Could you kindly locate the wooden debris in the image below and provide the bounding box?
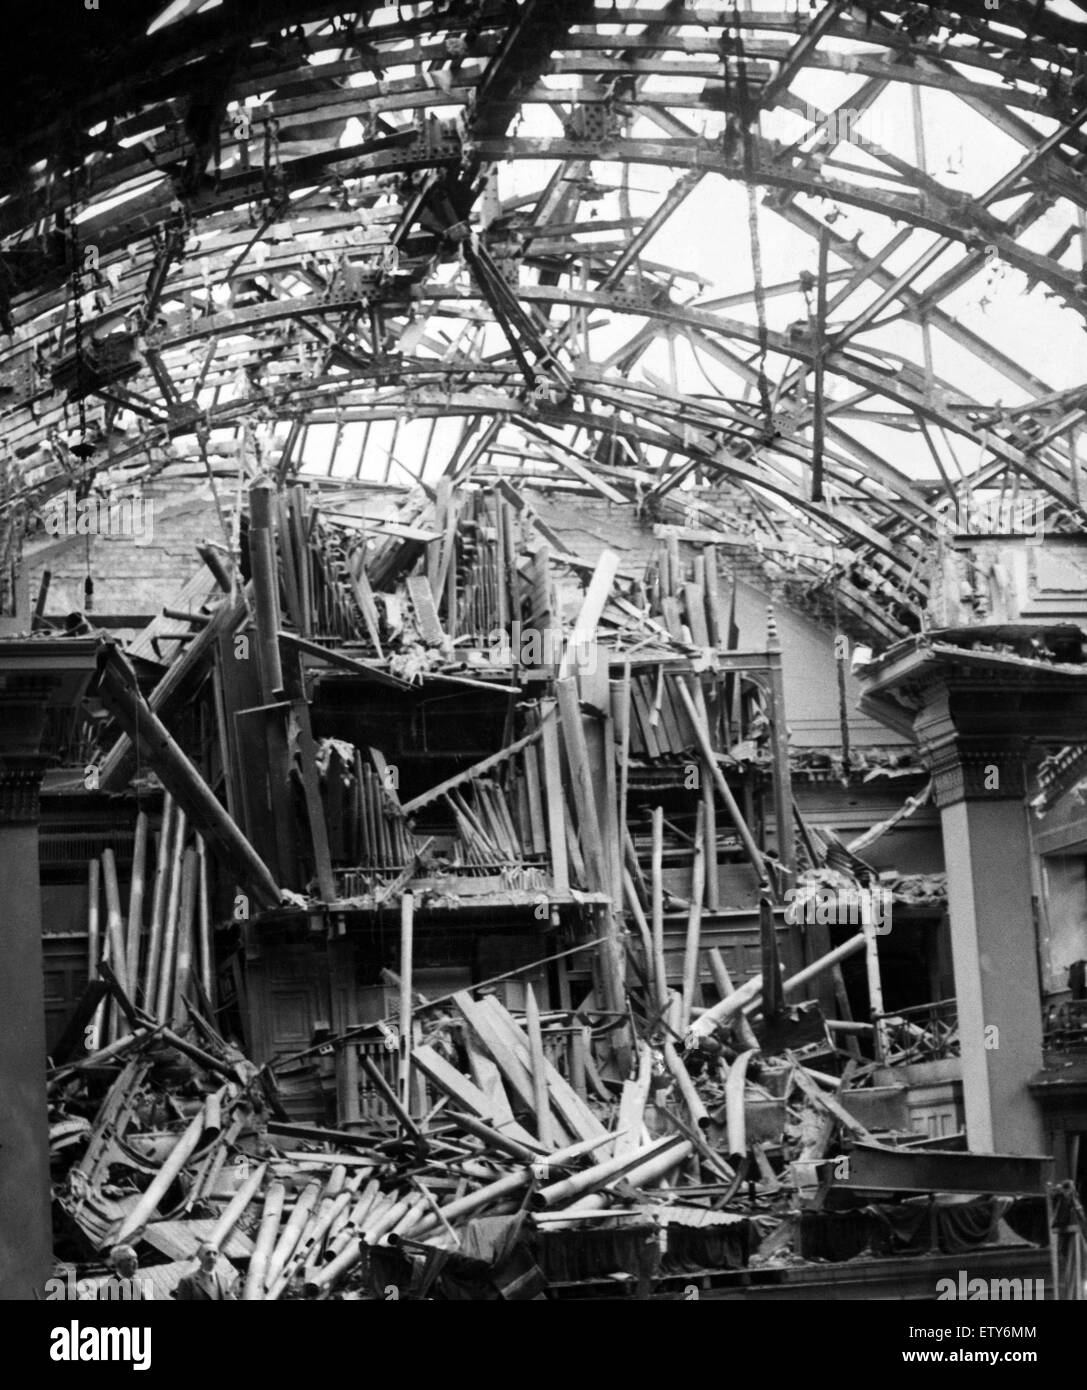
[39,473,951,1303]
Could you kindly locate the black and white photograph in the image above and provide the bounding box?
[0,0,1084,1363]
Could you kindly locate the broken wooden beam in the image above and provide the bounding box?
[94,643,281,910]
[673,676,769,890]
[410,1044,538,1148]
[444,1111,543,1164]
[559,548,619,680]
[400,722,547,816]
[614,1045,652,1159]
[680,802,706,1029]
[650,807,669,1014]
[277,631,408,689]
[98,591,248,791]
[537,698,569,895]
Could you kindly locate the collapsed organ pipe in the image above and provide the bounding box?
[243,1182,286,1301]
[688,933,866,1043]
[111,1089,226,1247]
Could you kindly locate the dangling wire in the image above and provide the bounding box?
[66,161,92,468]
[729,8,774,429]
[66,155,98,622]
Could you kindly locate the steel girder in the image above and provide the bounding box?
[2,1,1086,647]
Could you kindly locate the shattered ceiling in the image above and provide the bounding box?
[2,0,1087,645]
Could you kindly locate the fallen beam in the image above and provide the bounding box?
[400,722,548,816]
[673,677,768,889]
[98,591,248,790]
[688,933,866,1043]
[831,1142,1051,1198]
[95,642,281,911]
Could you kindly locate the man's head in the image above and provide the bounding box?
[197,1243,219,1273]
[109,1244,138,1279]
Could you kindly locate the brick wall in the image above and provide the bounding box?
[22,476,223,621]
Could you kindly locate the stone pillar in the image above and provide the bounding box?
[0,755,52,1299]
[914,687,1045,1155]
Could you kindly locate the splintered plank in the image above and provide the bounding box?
[666,537,682,596]
[428,476,450,593]
[278,631,406,690]
[614,1044,653,1158]
[787,1056,873,1141]
[556,678,609,894]
[126,567,219,664]
[478,995,607,1144]
[100,590,247,790]
[411,1044,536,1148]
[465,1035,517,1128]
[400,725,546,816]
[345,546,384,657]
[564,812,587,887]
[668,671,700,748]
[514,773,534,854]
[369,746,404,814]
[559,549,620,680]
[406,575,446,646]
[475,995,584,1145]
[630,674,661,759]
[538,699,569,894]
[623,678,647,759]
[683,582,710,647]
[451,992,544,1131]
[524,985,555,1148]
[703,545,725,648]
[660,594,686,641]
[655,668,685,753]
[546,446,627,503]
[752,1143,783,1193]
[522,743,547,856]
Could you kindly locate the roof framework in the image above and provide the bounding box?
[2,0,1087,642]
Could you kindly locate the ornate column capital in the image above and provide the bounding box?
[923,744,1028,807]
[912,679,1028,807]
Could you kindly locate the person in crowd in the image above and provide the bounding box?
[173,1242,237,1301]
[105,1244,145,1300]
